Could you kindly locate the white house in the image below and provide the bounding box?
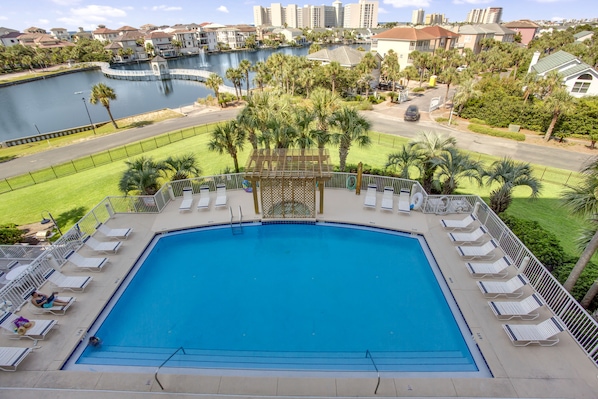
[528,50,598,98]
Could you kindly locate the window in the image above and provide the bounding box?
[572,74,593,94]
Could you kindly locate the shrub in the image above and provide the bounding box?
[0,223,24,245]
[552,259,598,311]
[355,101,373,111]
[411,87,425,93]
[501,214,565,271]
[468,124,525,141]
[469,118,486,125]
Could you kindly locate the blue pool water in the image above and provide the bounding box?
[69,223,486,374]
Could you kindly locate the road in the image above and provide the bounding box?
[0,93,592,181]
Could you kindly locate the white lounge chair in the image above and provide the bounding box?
[66,251,108,271]
[489,293,545,320]
[456,239,498,260]
[197,185,210,210]
[179,187,194,212]
[448,226,489,244]
[43,269,92,292]
[0,312,58,341]
[380,186,394,211]
[466,256,513,278]
[398,188,411,213]
[440,214,478,231]
[96,222,132,240]
[83,236,121,254]
[0,346,33,371]
[215,184,227,207]
[503,316,566,346]
[363,184,377,208]
[477,274,529,298]
[29,294,75,316]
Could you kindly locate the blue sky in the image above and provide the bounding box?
[0,0,596,32]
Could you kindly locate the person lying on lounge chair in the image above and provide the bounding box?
[30,291,69,308]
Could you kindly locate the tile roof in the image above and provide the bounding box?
[307,46,365,67]
[419,25,459,38]
[503,19,540,28]
[372,27,436,41]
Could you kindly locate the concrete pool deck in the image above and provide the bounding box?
[1,188,597,399]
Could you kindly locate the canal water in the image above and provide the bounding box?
[0,45,364,141]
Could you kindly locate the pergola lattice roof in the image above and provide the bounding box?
[244,149,332,180]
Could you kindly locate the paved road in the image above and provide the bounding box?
[0,91,593,180]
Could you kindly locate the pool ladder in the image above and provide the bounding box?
[230,206,243,235]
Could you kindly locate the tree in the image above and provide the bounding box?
[439,67,459,106]
[385,146,423,179]
[433,147,482,195]
[0,224,24,245]
[561,158,598,295]
[164,153,201,181]
[225,67,243,100]
[409,132,457,194]
[453,78,481,115]
[118,156,168,195]
[294,106,316,149]
[207,120,246,172]
[381,50,401,90]
[309,88,340,148]
[329,106,372,172]
[543,87,575,141]
[205,73,224,107]
[483,157,542,214]
[324,61,344,94]
[89,83,118,128]
[238,59,252,96]
[145,43,154,57]
[252,61,270,92]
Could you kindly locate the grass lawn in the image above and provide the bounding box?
[0,126,586,260]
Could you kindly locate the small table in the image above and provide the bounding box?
[5,265,29,281]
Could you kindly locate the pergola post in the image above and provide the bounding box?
[251,180,259,214]
[319,180,324,214]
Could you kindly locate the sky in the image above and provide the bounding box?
[0,0,597,33]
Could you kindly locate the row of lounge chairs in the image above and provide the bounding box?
[179,184,227,212]
[363,184,413,214]
[0,221,132,371]
[442,212,567,347]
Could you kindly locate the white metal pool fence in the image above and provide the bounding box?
[1,172,597,367]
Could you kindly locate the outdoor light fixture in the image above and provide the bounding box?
[41,210,62,236]
[82,97,97,135]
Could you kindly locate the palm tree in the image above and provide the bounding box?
[381,50,400,90]
[207,120,246,172]
[164,153,201,181]
[89,83,118,128]
[385,146,423,179]
[561,158,598,295]
[294,106,316,149]
[205,73,224,107]
[409,132,457,194]
[329,106,372,172]
[453,78,481,115]
[325,61,343,94]
[434,147,482,195]
[309,88,340,149]
[543,87,575,141]
[439,67,460,107]
[483,157,542,214]
[252,61,270,92]
[118,156,168,195]
[238,59,252,96]
[225,67,243,100]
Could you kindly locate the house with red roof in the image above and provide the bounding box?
[371,26,459,70]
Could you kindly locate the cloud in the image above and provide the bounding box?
[382,0,431,7]
[57,5,127,28]
[39,19,50,24]
[452,0,492,4]
[151,5,182,11]
[378,7,389,14]
[52,0,81,5]
[0,16,7,21]
[217,6,229,13]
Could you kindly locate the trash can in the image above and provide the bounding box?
[429,75,437,87]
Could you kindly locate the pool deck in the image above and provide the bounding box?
[1,188,597,399]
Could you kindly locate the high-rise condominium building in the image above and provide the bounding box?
[254,1,377,29]
[424,13,446,25]
[466,7,503,24]
[412,9,424,25]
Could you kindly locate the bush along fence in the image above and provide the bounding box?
[0,123,217,194]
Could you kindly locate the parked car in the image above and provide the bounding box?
[404,105,420,122]
[456,65,468,72]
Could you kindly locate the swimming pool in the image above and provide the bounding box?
[65,222,489,376]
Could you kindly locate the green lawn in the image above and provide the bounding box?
[0,126,586,260]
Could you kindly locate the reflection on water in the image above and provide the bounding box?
[0,45,367,141]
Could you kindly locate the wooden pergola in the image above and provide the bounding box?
[244,149,332,218]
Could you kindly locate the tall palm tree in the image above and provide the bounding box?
[483,157,542,214]
[409,132,457,194]
[164,153,201,181]
[433,147,482,195]
[561,158,598,295]
[205,73,224,107]
[309,88,340,149]
[381,49,400,90]
[225,67,243,100]
[439,67,460,106]
[329,106,372,172]
[238,59,252,95]
[543,87,575,141]
[294,106,316,149]
[251,61,270,92]
[118,156,168,195]
[385,145,423,180]
[89,83,118,128]
[453,78,481,115]
[325,61,343,94]
[207,120,246,172]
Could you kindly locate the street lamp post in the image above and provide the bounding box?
[82,97,96,135]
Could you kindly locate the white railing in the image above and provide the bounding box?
[0,172,596,367]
